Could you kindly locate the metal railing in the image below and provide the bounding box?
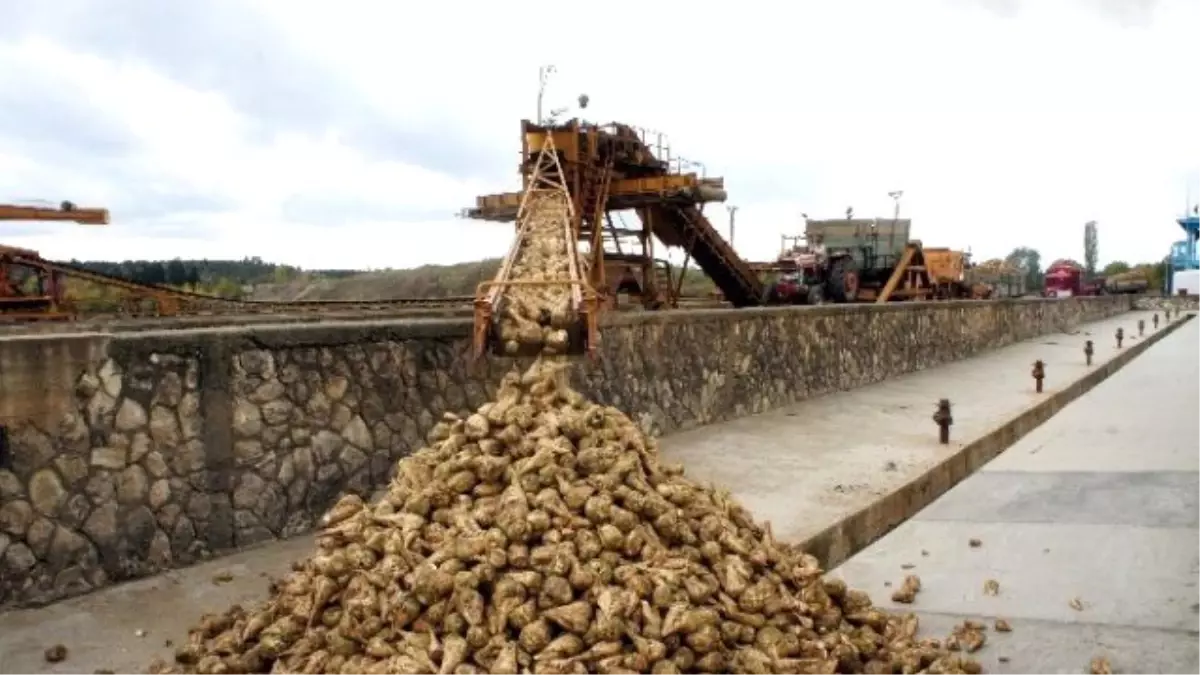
[591,121,707,178]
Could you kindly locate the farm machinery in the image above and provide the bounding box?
[465,118,759,357]
[754,234,853,305]
[465,118,945,360]
[1102,270,1150,295]
[753,217,932,305]
[924,248,995,299]
[0,202,110,319]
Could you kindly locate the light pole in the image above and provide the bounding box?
[537,65,556,124]
[887,190,904,252]
[888,190,904,221]
[726,205,738,247]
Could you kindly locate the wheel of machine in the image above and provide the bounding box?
[806,285,825,305]
[826,258,860,303]
[762,283,780,305]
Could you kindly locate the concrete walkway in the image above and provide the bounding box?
[660,310,1174,545]
[0,309,1181,673]
[829,318,1200,674]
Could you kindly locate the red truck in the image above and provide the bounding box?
[1043,260,1101,298]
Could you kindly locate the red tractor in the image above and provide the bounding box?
[761,234,860,305]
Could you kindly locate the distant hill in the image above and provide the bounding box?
[60,255,718,303]
[250,259,503,301]
[65,256,294,288]
[250,258,720,302]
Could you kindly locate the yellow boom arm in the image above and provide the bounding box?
[0,201,109,225]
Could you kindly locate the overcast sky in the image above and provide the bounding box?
[1,0,1197,270]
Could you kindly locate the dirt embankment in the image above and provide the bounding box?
[250,260,504,301]
[251,262,721,304]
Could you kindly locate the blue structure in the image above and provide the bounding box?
[1167,210,1199,293]
[1171,212,1198,268]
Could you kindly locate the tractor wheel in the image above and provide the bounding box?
[826,258,860,303]
[762,284,779,305]
[806,285,825,305]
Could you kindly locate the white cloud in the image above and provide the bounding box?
[1,0,1197,274]
[0,32,510,269]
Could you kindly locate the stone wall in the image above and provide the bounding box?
[1134,295,1199,312]
[0,296,1132,607]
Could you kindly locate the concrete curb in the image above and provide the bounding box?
[801,313,1195,570]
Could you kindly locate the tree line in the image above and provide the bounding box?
[58,257,388,302]
[66,257,302,287]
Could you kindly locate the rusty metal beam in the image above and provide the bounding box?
[611,174,720,196]
[468,174,727,223]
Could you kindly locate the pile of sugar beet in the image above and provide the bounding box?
[151,360,983,675]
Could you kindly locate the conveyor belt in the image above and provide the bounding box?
[642,203,764,307]
[598,123,764,307]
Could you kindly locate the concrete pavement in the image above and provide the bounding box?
[830,317,1200,674]
[0,309,1184,673]
[661,310,1180,546]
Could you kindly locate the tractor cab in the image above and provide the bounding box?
[778,233,831,273]
[763,234,838,305]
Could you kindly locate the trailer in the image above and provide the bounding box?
[1102,271,1150,295]
[966,259,1026,298]
[924,248,995,299]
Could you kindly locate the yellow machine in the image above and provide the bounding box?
[471,131,598,359]
[0,202,109,225]
[923,247,985,299]
[468,120,758,358]
[0,202,110,318]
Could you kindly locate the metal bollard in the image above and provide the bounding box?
[1153,313,1160,329]
[1138,319,1144,336]
[1115,327,1124,348]
[1032,360,1045,393]
[933,399,953,445]
[1084,340,1094,366]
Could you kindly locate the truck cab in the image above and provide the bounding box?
[1043,263,1081,298]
